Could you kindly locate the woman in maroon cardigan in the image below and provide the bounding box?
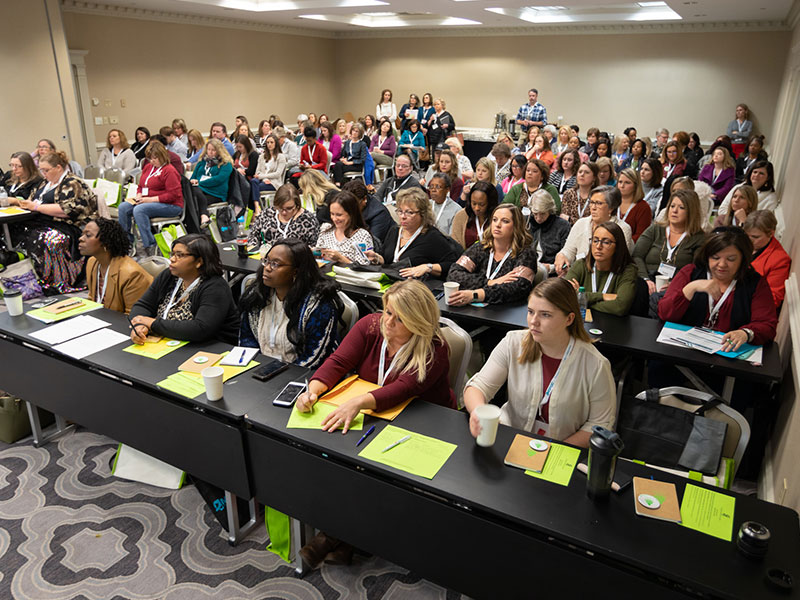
[658,227,777,349]
[297,279,455,433]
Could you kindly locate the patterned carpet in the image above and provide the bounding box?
[0,428,466,600]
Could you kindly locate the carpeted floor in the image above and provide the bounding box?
[0,427,467,600]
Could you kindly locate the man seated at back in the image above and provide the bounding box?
[160,126,188,159]
[210,121,235,156]
[376,154,423,205]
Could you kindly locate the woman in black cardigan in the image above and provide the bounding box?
[366,187,460,278]
[527,188,570,273]
[129,234,239,344]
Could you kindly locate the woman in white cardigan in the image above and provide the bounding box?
[464,278,616,447]
[97,129,137,173]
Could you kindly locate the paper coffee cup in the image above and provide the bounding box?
[202,366,225,401]
[443,281,459,302]
[474,404,502,447]
[3,290,23,316]
[655,275,670,292]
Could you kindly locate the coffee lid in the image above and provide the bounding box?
[3,290,22,297]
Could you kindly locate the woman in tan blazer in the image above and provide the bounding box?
[79,218,153,314]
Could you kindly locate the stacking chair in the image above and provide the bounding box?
[103,167,127,185]
[439,317,472,408]
[83,165,103,179]
[138,255,171,278]
[337,291,359,339]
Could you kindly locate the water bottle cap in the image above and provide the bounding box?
[589,425,624,455]
[578,286,585,293]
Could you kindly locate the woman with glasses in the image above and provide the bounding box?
[239,239,342,366]
[129,234,239,344]
[247,183,320,248]
[428,173,460,236]
[366,187,459,279]
[446,203,537,306]
[315,191,374,265]
[2,152,42,200]
[565,221,638,316]
[554,185,633,276]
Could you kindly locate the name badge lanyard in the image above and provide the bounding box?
[705,272,737,329]
[433,201,446,224]
[475,216,486,239]
[144,166,163,189]
[578,196,590,218]
[663,227,687,263]
[378,338,409,386]
[96,264,110,304]
[393,225,423,263]
[558,175,569,194]
[487,249,512,281]
[111,149,120,167]
[665,163,676,178]
[617,203,634,222]
[268,296,283,348]
[162,277,200,319]
[591,269,614,294]
[276,213,294,238]
[536,337,575,418]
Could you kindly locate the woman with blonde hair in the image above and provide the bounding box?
[616,167,651,242]
[298,168,339,218]
[461,157,504,203]
[297,278,456,431]
[447,203,537,306]
[611,135,631,174]
[366,186,460,278]
[172,118,188,147]
[713,184,757,228]
[186,129,206,166]
[464,277,616,447]
[551,126,571,156]
[596,156,615,187]
[633,188,707,294]
[699,146,736,204]
[97,129,137,172]
[426,97,455,150]
[190,138,234,225]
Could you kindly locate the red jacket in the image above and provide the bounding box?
[620,199,652,242]
[300,141,328,173]
[751,236,791,307]
[138,162,183,207]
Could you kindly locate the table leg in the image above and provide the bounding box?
[291,518,315,576]
[2,222,12,248]
[225,491,260,546]
[25,402,75,447]
[675,366,734,404]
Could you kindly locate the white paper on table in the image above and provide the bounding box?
[30,314,111,345]
[219,346,259,366]
[52,328,130,359]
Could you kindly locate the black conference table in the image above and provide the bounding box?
[217,246,783,398]
[0,306,285,543]
[244,395,800,600]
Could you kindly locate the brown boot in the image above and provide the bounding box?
[324,542,353,565]
[299,532,339,569]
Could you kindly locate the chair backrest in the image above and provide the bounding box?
[104,167,127,184]
[325,151,332,174]
[386,203,400,224]
[93,191,110,219]
[138,256,171,278]
[84,165,103,179]
[439,316,472,408]
[337,291,358,338]
[533,264,547,287]
[241,272,257,297]
[69,161,84,178]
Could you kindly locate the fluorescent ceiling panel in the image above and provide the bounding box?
[179,0,389,12]
[299,11,481,27]
[486,2,681,24]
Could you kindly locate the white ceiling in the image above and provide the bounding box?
[65,0,796,33]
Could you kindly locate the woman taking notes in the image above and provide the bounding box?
[80,218,153,314]
[464,278,616,448]
[565,221,638,316]
[451,181,499,250]
[239,240,342,367]
[315,191,374,265]
[129,234,239,344]
[658,227,777,349]
[447,203,537,306]
[296,280,456,433]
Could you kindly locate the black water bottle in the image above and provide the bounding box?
[587,426,624,501]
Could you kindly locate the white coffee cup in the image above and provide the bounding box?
[201,366,225,401]
[0,197,9,208]
[474,404,502,447]
[3,290,23,316]
[655,275,670,292]
[443,281,459,302]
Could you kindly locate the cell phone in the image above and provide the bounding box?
[273,381,305,407]
[31,298,60,309]
[251,359,289,382]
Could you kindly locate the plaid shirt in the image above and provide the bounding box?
[516,102,548,131]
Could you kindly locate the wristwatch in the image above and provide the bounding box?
[742,328,754,343]
[426,263,433,273]
[473,291,480,301]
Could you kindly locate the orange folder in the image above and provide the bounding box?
[319,374,413,420]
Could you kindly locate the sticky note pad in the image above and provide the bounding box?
[680,484,736,541]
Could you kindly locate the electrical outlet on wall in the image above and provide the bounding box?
[109,116,119,124]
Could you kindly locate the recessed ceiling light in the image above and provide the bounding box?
[638,1,667,7]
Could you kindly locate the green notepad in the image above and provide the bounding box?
[358,425,457,479]
[680,483,736,541]
[286,402,364,431]
[157,371,207,398]
[123,338,189,359]
[26,300,103,323]
[525,442,580,487]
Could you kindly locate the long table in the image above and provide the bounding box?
[0,306,279,543]
[244,394,800,599]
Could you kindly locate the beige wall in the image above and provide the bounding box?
[61,12,338,158]
[336,31,790,142]
[1,0,85,164]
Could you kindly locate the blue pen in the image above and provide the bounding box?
[238,348,246,364]
[356,425,375,447]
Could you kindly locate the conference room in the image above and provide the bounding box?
[2,1,800,598]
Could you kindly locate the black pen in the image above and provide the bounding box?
[356,425,375,447]
[126,314,149,336]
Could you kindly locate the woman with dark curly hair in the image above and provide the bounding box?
[239,239,343,367]
[79,218,153,314]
